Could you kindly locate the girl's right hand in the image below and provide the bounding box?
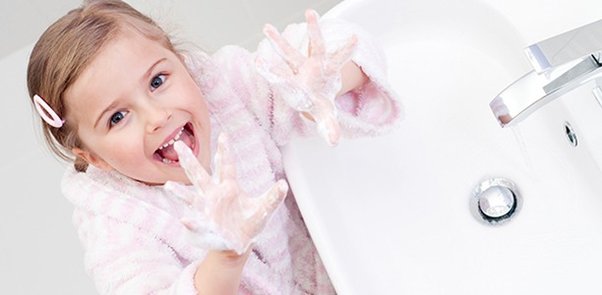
[256,9,358,146]
[165,133,288,254]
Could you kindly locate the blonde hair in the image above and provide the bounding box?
[27,0,178,171]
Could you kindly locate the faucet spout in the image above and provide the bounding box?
[490,54,602,127]
[490,18,602,127]
[525,19,602,73]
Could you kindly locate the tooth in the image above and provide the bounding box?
[159,126,186,151]
[162,158,172,164]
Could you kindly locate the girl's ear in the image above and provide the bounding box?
[72,147,112,171]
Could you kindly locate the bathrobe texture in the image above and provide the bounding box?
[62,19,401,294]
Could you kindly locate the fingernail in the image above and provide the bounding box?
[263,24,276,35]
[180,218,197,231]
[278,181,289,194]
[329,135,340,147]
[306,9,319,19]
[329,127,341,147]
[174,140,186,155]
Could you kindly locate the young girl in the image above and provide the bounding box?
[27,0,401,294]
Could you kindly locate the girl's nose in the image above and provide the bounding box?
[144,101,171,133]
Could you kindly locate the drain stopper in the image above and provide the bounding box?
[471,178,521,225]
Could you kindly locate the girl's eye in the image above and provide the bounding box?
[109,111,128,127]
[150,74,166,91]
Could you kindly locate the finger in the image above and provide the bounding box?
[255,56,293,83]
[316,115,341,147]
[312,101,341,146]
[164,180,202,206]
[205,179,240,221]
[181,217,208,233]
[174,141,211,189]
[263,180,289,214]
[263,23,305,71]
[215,133,237,183]
[305,9,326,57]
[245,180,288,233]
[327,35,358,71]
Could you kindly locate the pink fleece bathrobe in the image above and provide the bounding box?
[62,19,402,294]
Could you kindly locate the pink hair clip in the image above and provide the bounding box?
[33,94,64,128]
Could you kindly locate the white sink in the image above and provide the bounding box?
[283,0,602,293]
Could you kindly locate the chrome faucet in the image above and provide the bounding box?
[490,19,602,127]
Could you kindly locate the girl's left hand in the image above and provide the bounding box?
[165,134,288,254]
[256,9,358,146]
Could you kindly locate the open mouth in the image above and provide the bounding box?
[153,122,196,165]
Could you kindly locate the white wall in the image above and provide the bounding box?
[0,0,341,293]
[0,45,90,293]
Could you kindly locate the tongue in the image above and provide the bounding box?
[158,129,194,162]
[160,145,179,161]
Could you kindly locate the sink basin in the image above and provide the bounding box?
[283,0,602,293]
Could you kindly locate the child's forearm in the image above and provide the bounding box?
[194,249,250,294]
[338,61,368,96]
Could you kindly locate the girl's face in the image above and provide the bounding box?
[66,30,211,185]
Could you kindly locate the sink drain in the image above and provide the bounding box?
[471,178,521,225]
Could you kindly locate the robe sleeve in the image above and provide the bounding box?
[73,210,202,294]
[63,169,206,295]
[208,18,403,147]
